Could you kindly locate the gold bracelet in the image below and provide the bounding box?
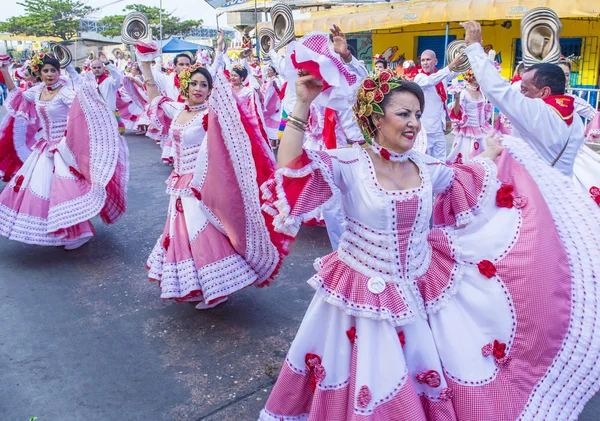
[287,117,307,131]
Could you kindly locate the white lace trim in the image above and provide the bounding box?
[209,70,279,283]
[46,81,121,232]
[502,136,600,421]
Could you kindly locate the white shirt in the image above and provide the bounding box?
[414,66,458,135]
[97,63,122,111]
[466,42,584,177]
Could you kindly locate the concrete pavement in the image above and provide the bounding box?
[0,123,598,420]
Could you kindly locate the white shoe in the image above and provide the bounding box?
[195,297,228,310]
[64,237,91,250]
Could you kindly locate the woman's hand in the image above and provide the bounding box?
[480,130,504,161]
[216,30,225,52]
[295,73,323,106]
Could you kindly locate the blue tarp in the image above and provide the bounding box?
[161,38,213,53]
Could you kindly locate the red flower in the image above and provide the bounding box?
[477,260,496,278]
[305,353,325,392]
[416,370,441,388]
[162,235,170,250]
[474,141,480,150]
[373,89,384,103]
[496,184,514,208]
[13,175,24,192]
[357,385,372,408]
[190,187,202,201]
[202,113,209,132]
[175,198,184,213]
[363,78,377,91]
[398,331,406,347]
[38,53,44,58]
[455,153,463,164]
[346,326,356,344]
[379,148,391,160]
[492,340,506,359]
[380,82,390,95]
[379,70,392,83]
[69,166,85,181]
[590,186,600,206]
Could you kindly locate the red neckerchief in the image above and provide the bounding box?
[419,67,447,103]
[542,94,575,126]
[174,73,180,89]
[96,73,109,85]
[510,75,522,84]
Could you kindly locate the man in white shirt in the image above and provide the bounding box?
[462,21,584,177]
[414,50,462,159]
[150,53,192,102]
[91,53,122,111]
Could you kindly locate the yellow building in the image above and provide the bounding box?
[291,0,600,88]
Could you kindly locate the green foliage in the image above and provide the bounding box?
[0,0,95,40]
[98,4,203,40]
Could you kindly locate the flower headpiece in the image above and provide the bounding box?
[353,70,402,143]
[30,52,53,77]
[177,63,203,98]
[232,64,245,72]
[463,68,476,84]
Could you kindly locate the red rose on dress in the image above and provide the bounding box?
[175,198,184,213]
[202,113,209,132]
[474,141,480,150]
[363,78,377,91]
[477,260,497,278]
[379,148,391,160]
[346,326,357,344]
[162,235,170,250]
[380,82,390,94]
[492,340,506,359]
[379,70,392,83]
[416,370,441,388]
[590,186,600,206]
[13,175,24,192]
[398,331,406,347]
[373,89,384,103]
[496,184,514,208]
[455,153,463,164]
[190,187,202,201]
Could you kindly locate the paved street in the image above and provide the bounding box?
[0,120,599,420]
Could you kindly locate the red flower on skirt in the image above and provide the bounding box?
[202,113,209,132]
[346,326,356,344]
[590,186,600,206]
[496,184,514,208]
[190,187,202,201]
[357,385,372,408]
[477,260,497,278]
[398,331,406,347]
[474,141,480,150]
[162,235,170,251]
[305,353,326,392]
[492,339,506,359]
[13,175,24,192]
[416,370,441,388]
[175,198,184,213]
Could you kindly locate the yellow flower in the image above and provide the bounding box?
[359,104,366,116]
[366,91,375,103]
[365,104,373,116]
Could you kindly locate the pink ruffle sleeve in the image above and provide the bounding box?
[6,88,37,124]
[261,149,338,237]
[433,158,497,227]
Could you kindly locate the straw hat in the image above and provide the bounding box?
[445,39,470,73]
[521,7,562,68]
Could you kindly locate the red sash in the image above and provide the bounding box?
[419,68,447,103]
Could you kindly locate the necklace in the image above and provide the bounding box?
[184,103,207,112]
[370,142,410,162]
[466,85,480,92]
[46,81,63,92]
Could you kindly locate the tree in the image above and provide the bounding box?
[0,0,95,41]
[98,4,203,40]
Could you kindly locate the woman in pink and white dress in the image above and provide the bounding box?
[447,69,492,164]
[139,35,287,309]
[261,64,283,149]
[259,70,600,420]
[0,54,128,249]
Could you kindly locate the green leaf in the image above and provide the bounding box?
[372,103,383,115]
